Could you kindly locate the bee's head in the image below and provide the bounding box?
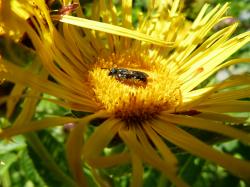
[108,68,118,75]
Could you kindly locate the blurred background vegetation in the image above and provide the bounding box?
[0,0,250,187]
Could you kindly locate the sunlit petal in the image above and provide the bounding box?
[153,119,250,180]
[66,111,109,186]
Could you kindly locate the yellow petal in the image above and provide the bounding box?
[195,101,250,113]
[6,84,26,118]
[89,167,111,187]
[1,61,95,109]
[87,152,130,168]
[182,75,250,109]
[196,112,247,124]
[131,152,143,187]
[153,119,250,181]
[203,86,250,104]
[0,117,78,138]
[66,122,87,187]
[10,89,40,128]
[55,15,174,47]
[181,34,250,93]
[82,118,121,159]
[119,127,189,187]
[66,111,109,187]
[122,0,133,29]
[159,113,250,144]
[143,123,178,166]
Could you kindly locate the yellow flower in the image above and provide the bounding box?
[1,0,250,186]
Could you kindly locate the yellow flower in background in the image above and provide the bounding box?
[1,0,250,186]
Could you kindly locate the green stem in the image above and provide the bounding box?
[1,170,11,187]
[157,172,170,187]
[25,133,77,187]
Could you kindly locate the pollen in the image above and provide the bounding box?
[88,51,182,124]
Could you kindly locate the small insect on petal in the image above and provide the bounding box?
[58,3,79,15]
[195,67,204,75]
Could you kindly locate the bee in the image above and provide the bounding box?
[108,68,149,85]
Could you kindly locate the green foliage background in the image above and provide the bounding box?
[0,0,250,186]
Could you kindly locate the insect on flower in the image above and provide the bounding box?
[55,3,79,15]
[108,68,149,85]
[2,1,250,186]
[51,3,79,16]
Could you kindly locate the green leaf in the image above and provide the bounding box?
[178,156,206,185]
[25,132,76,187]
[18,150,48,187]
[0,136,26,154]
[0,153,18,176]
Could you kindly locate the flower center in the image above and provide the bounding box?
[88,52,182,124]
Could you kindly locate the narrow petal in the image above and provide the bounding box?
[131,152,143,187]
[182,75,250,109]
[55,15,174,47]
[87,152,130,168]
[60,24,97,65]
[0,117,78,138]
[136,126,175,171]
[42,97,96,113]
[1,94,96,114]
[90,167,111,187]
[192,4,209,29]
[153,120,250,181]
[66,122,87,187]
[195,101,250,113]
[160,113,250,144]
[183,87,213,103]
[143,123,178,166]
[174,4,229,67]
[122,0,133,29]
[61,24,86,65]
[82,118,121,160]
[6,84,26,118]
[11,89,40,128]
[177,23,238,77]
[95,0,117,52]
[181,34,250,92]
[66,111,109,187]
[119,128,189,187]
[170,0,181,17]
[196,112,248,124]
[120,0,133,49]
[202,86,250,104]
[1,61,95,109]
